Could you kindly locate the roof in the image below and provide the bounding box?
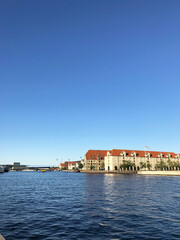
[85,149,178,159]
[111,149,177,158]
[85,150,110,160]
[68,161,81,164]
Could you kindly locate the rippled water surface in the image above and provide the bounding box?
[1,172,180,239]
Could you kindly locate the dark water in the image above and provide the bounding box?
[0,172,180,240]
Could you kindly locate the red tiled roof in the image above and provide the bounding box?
[68,161,81,164]
[64,162,69,169]
[85,149,178,159]
[85,150,110,160]
[111,149,177,158]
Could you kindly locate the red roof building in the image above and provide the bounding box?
[84,150,110,170]
[60,161,82,170]
[84,149,179,171]
[110,149,177,158]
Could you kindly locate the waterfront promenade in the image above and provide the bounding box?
[76,170,180,176]
[138,170,180,176]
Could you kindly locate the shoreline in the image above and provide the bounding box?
[5,169,180,176]
[80,170,180,176]
[137,170,180,176]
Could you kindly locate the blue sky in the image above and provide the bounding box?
[0,0,180,165]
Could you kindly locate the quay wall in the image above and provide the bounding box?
[81,170,137,174]
[81,170,118,174]
[137,170,180,176]
[63,170,180,176]
[82,170,180,175]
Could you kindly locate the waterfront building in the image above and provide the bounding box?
[11,162,27,171]
[0,166,4,173]
[60,160,84,170]
[84,149,180,171]
[1,162,27,171]
[84,150,109,170]
[59,163,65,169]
[105,149,180,171]
[68,161,81,170]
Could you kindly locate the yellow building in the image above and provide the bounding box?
[84,149,180,171]
[84,150,109,170]
[105,149,179,171]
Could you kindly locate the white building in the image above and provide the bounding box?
[104,149,179,171]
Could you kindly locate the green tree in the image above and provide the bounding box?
[155,159,167,170]
[174,161,180,169]
[167,159,173,169]
[146,161,152,170]
[140,162,146,169]
[100,162,105,169]
[120,160,135,170]
[78,163,83,169]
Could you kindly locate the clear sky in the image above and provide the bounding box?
[0,0,180,165]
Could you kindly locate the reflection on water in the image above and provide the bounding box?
[0,172,180,239]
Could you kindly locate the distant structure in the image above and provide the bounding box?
[1,162,27,171]
[60,160,84,170]
[60,163,65,169]
[0,162,55,171]
[84,149,180,171]
[11,162,27,171]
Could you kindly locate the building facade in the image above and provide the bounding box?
[68,161,81,170]
[60,163,65,169]
[84,149,180,171]
[84,150,109,170]
[11,162,27,171]
[60,160,84,170]
[105,149,179,171]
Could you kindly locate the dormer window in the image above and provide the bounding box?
[121,151,126,156]
[107,151,110,156]
[166,154,171,159]
[145,152,150,158]
[131,152,136,158]
[121,151,126,159]
[158,153,163,158]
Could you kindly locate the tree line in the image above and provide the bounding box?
[119,159,180,170]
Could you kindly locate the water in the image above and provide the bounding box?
[0,172,180,240]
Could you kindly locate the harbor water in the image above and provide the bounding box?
[0,172,180,239]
